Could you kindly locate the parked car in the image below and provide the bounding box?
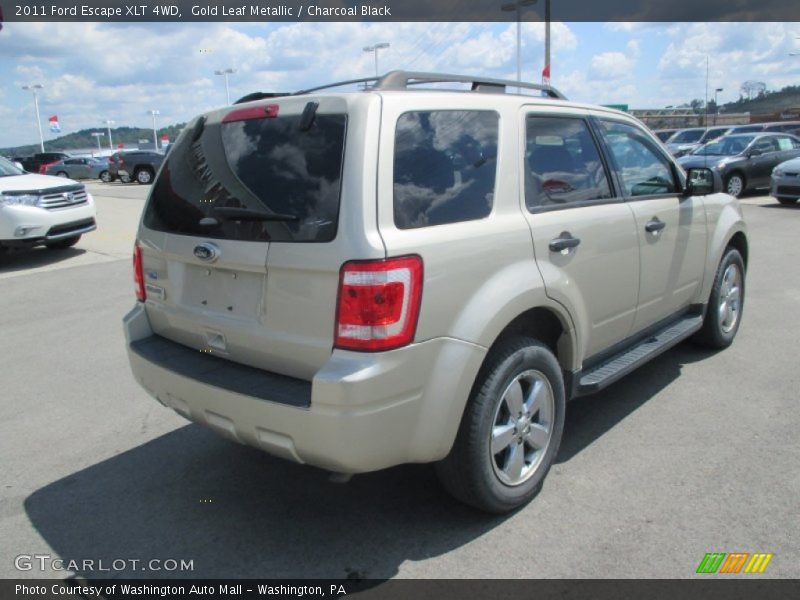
[124,71,747,513]
[665,127,731,157]
[724,124,766,135]
[770,157,800,205]
[653,128,678,142]
[761,121,800,133]
[20,152,71,174]
[108,151,164,184]
[679,132,800,197]
[0,156,96,251]
[44,157,110,182]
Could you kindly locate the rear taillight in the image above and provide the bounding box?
[335,256,423,352]
[133,243,146,302]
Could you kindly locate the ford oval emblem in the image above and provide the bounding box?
[193,242,220,263]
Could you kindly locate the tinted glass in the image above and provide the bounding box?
[0,157,24,177]
[144,112,346,243]
[393,111,498,229]
[699,128,727,143]
[525,116,612,209]
[695,135,755,156]
[601,120,677,196]
[753,137,779,153]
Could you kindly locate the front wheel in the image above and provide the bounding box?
[45,235,81,250]
[436,337,565,513]
[56,171,68,178]
[693,247,745,349]
[724,173,745,198]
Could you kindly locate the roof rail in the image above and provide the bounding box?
[293,71,567,100]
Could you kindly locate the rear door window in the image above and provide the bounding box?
[525,116,612,209]
[393,110,498,229]
[144,108,347,243]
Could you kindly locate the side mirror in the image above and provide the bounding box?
[685,167,720,196]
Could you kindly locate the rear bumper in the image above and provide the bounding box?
[123,303,487,473]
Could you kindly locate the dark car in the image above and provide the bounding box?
[108,151,164,184]
[20,152,71,174]
[653,128,678,142]
[678,133,800,197]
[666,126,731,157]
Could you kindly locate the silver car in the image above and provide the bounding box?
[771,157,800,205]
[124,71,748,513]
[45,157,110,182]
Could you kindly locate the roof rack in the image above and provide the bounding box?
[293,71,567,99]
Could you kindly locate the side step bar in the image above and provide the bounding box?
[576,314,704,396]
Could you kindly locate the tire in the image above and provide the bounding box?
[724,172,746,198]
[135,167,154,184]
[99,170,112,183]
[693,247,745,349]
[45,235,81,250]
[56,171,68,178]
[777,197,797,205]
[120,173,131,184]
[436,336,565,513]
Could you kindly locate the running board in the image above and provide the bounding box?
[576,314,704,396]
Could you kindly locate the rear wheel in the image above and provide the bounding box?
[45,235,81,250]
[693,247,745,349]
[777,197,797,205]
[135,167,154,184]
[724,172,746,198]
[56,171,68,178]
[436,337,565,513]
[99,170,111,183]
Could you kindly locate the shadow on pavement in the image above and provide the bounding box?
[0,247,86,273]
[25,343,715,579]
[558,343,716,463]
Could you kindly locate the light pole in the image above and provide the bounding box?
[501,0,538,85]
[105,119,115,149]
[22,84,45,152]
[91,132,105,152]
[214,67,236,105]
[713,88,723,125]
[148,110,160,151]
[363,43,390,77]
[544,0,551,84]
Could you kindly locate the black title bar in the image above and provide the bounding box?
[3,0,800,22]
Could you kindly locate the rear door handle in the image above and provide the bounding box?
[645,218,666,233]
[549,233,581,252]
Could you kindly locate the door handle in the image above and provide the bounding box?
[645,218,666,233]
[549,233,581,252]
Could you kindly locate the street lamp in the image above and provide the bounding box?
[148,110,160,151]
[91,132,105,152]
[214,67,236,105]
[21,84,45,152]
[713,88,723,125]
[501,0,538,85]
[105,120,115,150]
[363,43,390,77]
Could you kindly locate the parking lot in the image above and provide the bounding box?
[1,182,798,579]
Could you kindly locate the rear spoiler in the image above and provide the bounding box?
[233,92,290,105]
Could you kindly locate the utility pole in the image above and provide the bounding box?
[363,43,390,77]
[148,110,160,151]
[214,68,236,105]
[105,120,115,150]
[91,132,104,151]
[22,84,45,152]
[501,0,538,85]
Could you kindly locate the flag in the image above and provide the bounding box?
[161,134,169,146]
[542,64,551,86]
[49,115,61,133]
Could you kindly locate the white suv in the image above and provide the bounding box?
[0,157,96,251]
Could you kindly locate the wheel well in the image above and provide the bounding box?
[728,231,749,268]
[134,165,154,173]
[490,307,572,370]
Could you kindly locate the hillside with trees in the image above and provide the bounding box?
[2,124,187,157]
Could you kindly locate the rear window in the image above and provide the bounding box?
[143,109,346,243]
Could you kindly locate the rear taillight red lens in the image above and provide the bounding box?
[335,256,423,352]
[133,243,146,302]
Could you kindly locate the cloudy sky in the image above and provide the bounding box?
[2,21,800,148]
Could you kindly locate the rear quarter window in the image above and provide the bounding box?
[393,110,499,229]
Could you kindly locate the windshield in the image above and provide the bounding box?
[144,110,347,243]
[668,129,704,144]
[0,156,25,177]
[699,129,728,143]
[693,135,755,156]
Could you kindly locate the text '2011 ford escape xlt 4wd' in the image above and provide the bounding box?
[124,72,747,513]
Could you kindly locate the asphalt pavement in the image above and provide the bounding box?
[0,182,798,579]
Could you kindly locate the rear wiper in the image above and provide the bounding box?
[206,206,298,223]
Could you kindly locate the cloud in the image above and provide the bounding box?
[589,51,636,80]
